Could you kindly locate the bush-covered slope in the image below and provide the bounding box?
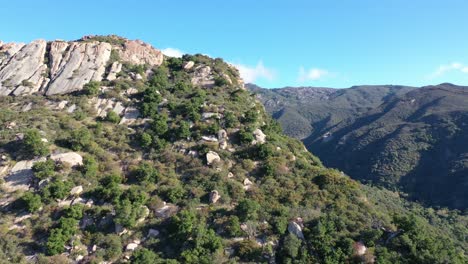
[0,37,465,263]
[307,84,468,210]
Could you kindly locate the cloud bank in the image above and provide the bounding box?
[233,61,275,83]
[430,62,468,78]
[161,48,185,58]
[298,67,330,82]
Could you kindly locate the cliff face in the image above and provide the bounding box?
[0,36,163,96]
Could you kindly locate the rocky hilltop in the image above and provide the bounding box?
[0,35,163,96]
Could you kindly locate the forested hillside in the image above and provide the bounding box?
[0,36,465,263]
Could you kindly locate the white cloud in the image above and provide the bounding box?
[161,48,185,58]
[298,67,330,82]
[232,61,275,83]
[430,62,468,78]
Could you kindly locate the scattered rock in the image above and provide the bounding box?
[243,178,253,190]
[70,185,83,196]
[252,129,266,144]
[67,104,76,113]
[57,100,68,110]
[50,152,83,166]
[210,190,221,204]
[136,206,150,224]
[353,241,367,256]
[206,151,221,165]
[119,107,140,125]
[202,136,218,142]
[183,61,195,70]
[106,61,122,81]
[227,172,234,178]
[155,202,178,218]
[126,243,138,251]
[112,102,125,115]
[147,229,160,238]
[202,112,220,120]
[218,129,228,140]
[219,140,228,150]
[6,122,16,129]
[115,224,128,236]
[22,102,33,112]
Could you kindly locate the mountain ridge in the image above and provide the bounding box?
[251,83,468,210]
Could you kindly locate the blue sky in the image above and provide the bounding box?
[2,0,468,88]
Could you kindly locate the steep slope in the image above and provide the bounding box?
[309,83,468,209]
[0,36,465,263]
[252,83,468,210]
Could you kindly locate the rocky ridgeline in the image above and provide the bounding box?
[0,36,163,96]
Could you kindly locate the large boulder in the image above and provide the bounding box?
[253,129,266,144]
[50,152,83,166]
[70,186,83,196]
[288,221,304,239]
[206,151,221,165]
[209,190,221,204]
[3,158,46,192]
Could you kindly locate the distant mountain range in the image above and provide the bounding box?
[249,83,468,209]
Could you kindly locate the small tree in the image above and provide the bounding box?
[23,129,49,157]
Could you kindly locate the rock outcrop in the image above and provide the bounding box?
[0,40,48,96]
[116,39,163,66]
[46,41,112,95]
[50,152,83,166]
[0,36,164,96]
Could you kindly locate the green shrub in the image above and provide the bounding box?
[68,127,92,151]
[131,248,159,263]
[41,180,73,202]
[133,162,159,183]
[21,192,42,212]
[32,159,55,179]
[105,111,121,123]
[23,129,49,157]
[81,155,98,177]
[83,81,100,96]
[236,199,260,221]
